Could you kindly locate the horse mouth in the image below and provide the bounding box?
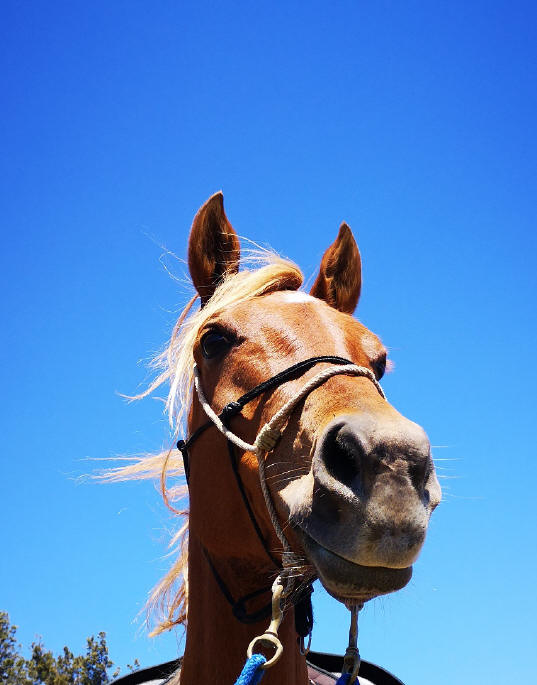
[299,531,412,603]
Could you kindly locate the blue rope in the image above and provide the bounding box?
[335,674,360,685]
[336,675,351,685]
[234,654,267,685]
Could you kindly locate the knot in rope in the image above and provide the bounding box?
[254,425,281,453]
[221,401,243,422]
[281,550,309,572]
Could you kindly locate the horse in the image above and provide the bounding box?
[106,192,441,685]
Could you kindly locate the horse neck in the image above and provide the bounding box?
[180,533,309,685]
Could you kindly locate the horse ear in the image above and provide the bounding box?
[310,223,362,314]
[188,192,240,305]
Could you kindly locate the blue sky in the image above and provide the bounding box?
[1,1,536,683]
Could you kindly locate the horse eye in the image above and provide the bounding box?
[201,331,232,359]
[372,354,387,380]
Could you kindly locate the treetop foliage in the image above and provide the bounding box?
[0,611,139,684]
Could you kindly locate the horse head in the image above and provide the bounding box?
[186,193,440,609]
[117,192,441,684]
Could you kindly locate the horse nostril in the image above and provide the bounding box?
[403,429,432,492]
[316,416,433,500]
[321,424,364,489]
[408,457,430,492]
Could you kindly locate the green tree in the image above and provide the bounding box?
[0,611,29,683]
[0,611,132,684]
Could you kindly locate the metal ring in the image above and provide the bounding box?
[247,632,284,669]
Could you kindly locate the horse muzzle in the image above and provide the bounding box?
[288,413,441,599]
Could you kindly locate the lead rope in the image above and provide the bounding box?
[336,605,362,685]
[193,363,385,684]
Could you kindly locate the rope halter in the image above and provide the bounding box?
[193,360,385,564]
[191,356,386,681]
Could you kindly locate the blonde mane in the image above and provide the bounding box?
[101,252,303,635]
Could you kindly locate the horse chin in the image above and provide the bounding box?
[299,530,412,604]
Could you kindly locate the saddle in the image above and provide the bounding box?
[109,651,405,685]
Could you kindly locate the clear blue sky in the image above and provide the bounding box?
[2,1,536,683]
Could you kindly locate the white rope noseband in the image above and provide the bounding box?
[193,362,386,562]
